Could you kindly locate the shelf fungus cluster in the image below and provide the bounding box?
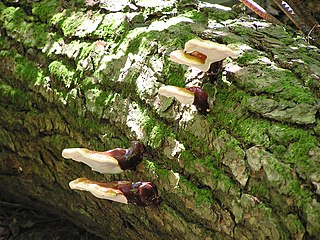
[62,39,239,205]
[159,39,239,114]
[62,141,161,206]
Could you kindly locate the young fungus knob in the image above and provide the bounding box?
[69,178,162,206]
[62,141,144,174]
[158,85,210,114]
[186,86,210,114]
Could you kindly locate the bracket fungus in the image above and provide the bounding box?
[69,178,162,206]
[170,38,239,72]
[62,141,144,174]
[158,85,210,114]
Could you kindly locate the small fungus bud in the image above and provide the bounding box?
[62,141,144,174]
[186,86,210,114]
[69,178,162,206]
[158,85,210,114]
[170,38,239,72]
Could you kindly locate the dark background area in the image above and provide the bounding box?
[0,195,102,240]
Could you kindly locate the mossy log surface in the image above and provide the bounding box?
[1,0,320,239]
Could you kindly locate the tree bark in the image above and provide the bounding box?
[1,0,320,239]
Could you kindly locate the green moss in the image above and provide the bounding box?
[95,90,115,107]
[281,128,316,153]
[181,9,206,23]
[54,11,103,38]
[59,12,83,36]
[71,0,85,7]
[0,2,5,11]
[179,131,210,154]
[124,29,163,55]
[73,116,108,141]
[256,203,275,219]
[32,0,60,22]
[80,77,97,91]
[165,24,196,46]
[0,51,46,88]
[268,126,319,175]
[1,6,26,21]
[94,13,129,39]
[118,20,196,87]
[50,9,69,26]
[179,177,213,207]
[144,160,157,173]
[314,121,320,136]
[268,156,291,178]
[268,124,303,145]
[15,54,45,85]
[1,84,15,99]
[236,118,271,146]
[44,134,70,150]
[209,88,271,146]
[0,83,30,108]
[0,35,6,50]
[267,70,316,104]
[77,41,96,58]
[284,214,305,237]
[48,61,76,88]
[120,30,143,54]
[285,135,318,171]
[74,41,97,73]
[162,60,186,86]
[25,23,48,48]
[270,144,287,158]
[208,8,236,22]
[1,7,26,39]
[148,124,170,148]
[1,6,48,48]
[234,63,316,106]
[230,24,255,37]
[180,150,237,194]
[236,51,261,65]
[249,182,269,197]
[223,131,241,150]
[305,202,320,236]
[287,180,312,207]
[301,71,320,90]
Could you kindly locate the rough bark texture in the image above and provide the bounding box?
[1,0,320,239]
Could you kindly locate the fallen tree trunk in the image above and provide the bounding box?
[1,0,320,239]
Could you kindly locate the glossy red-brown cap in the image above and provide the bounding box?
[186,87,210,115]
[116,141,144,171]
[120,182,162,206]
[136,182,162,206]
